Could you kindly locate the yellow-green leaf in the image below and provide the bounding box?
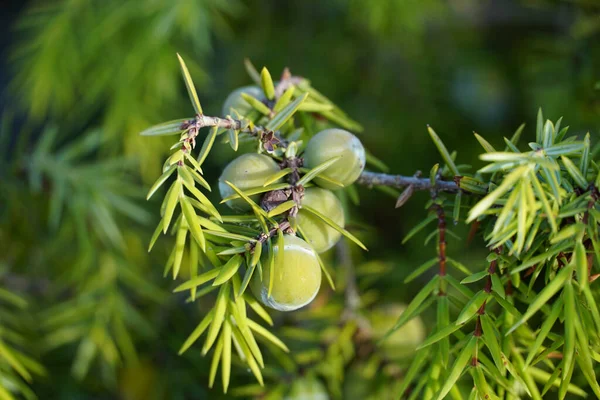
[208,336,223,389]
[180,196,205,251]
[267,200,296,218]
[147,164,176,200]
[179,310,214,354]
[266,93,308,131]
[221,321,232,393]
[177,54,203,115]
[301,205,367,250]
[260,68,275,100]
[247,319,289,352]
[162,180,181,233]
[203,284,230,355]
[428,126,459,176]
[296,155,341,187]
[173,268,220,292]
[213,255,243,286]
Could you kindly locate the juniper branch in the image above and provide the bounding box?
[182,115,462,194]
[356,171,460,192]
[184,115,272,137]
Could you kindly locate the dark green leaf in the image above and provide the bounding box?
[417,320,462,349]
[383,275,439,340]
[404,258,438,283]
[437,295,450,367]
[461,271,488,284]
[402,214,437,244]
[447,258,472,275]
[456,290,488,325]
[490,274,505,299]
[446,275,475,299]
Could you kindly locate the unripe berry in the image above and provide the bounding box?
[369,303,425,360]
[218,153,282,211]
[251,235,321,312]
[303,129,366,190]
[221,85,264,117]
[297,187,344,253]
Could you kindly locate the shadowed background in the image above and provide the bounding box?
[1,0,599,398]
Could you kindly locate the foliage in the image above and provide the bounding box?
[389,112,600,399]
[141,54,600,399]
[3,0,600,399]
[11,0,242,181]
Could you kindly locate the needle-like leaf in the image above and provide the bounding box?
[177,54,203,115]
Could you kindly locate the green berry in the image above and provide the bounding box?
[303,128,365,190]
[218,153,282,211]
[297,187,344,253]
[251,235,321,312]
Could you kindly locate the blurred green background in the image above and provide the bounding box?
[1,0,599,398]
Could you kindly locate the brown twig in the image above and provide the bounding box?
[252,220,293,251]
[474,247,501,341]
[434,204,447,278]
[357,171,460,193]
[181,112,464,196]
[274,70,304,99]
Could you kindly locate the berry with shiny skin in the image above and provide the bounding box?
[297,187,344,253]
[303,128,366,190]
[251,235,321,312]
[218,153,282,211]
